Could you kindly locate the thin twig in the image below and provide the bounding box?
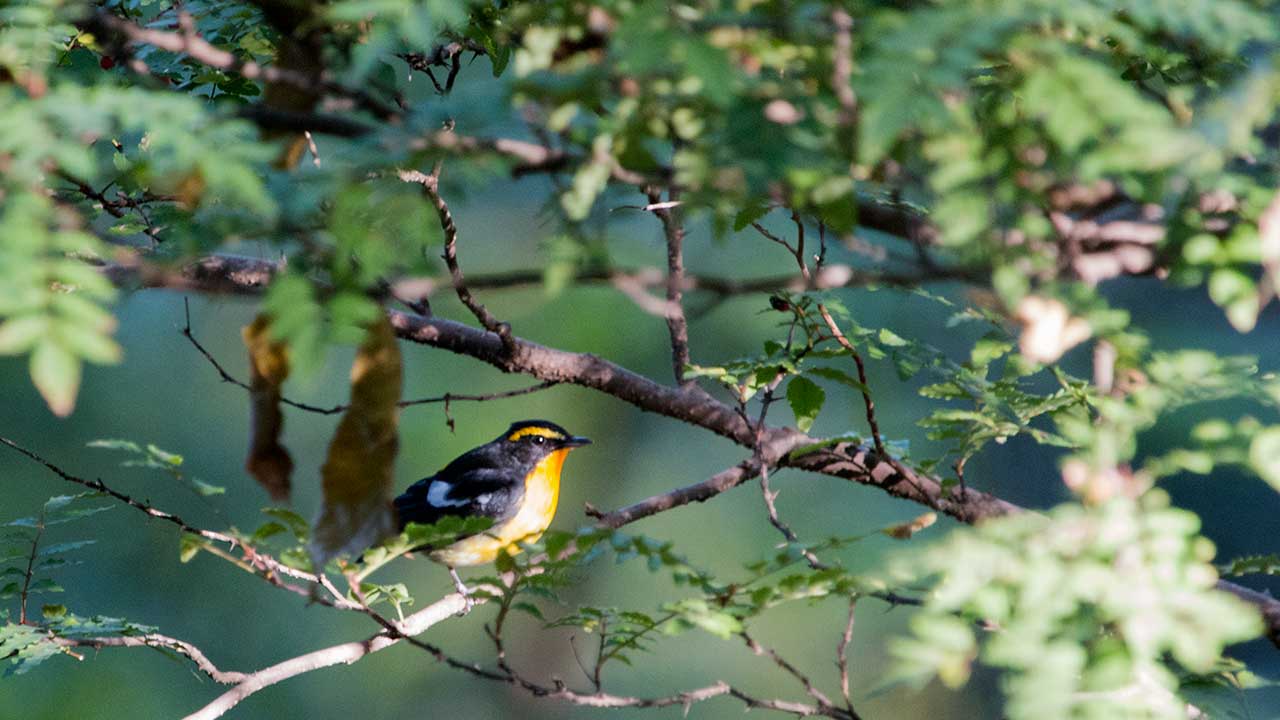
[815,305,885,457]
[17,509,44,625]
[740,630,835,709]
[399,160,515,355]
[648,186,692,385]
[836,598,862,720]
[60,633,249,684]
[0,435,357,612]
[181,302,554,414]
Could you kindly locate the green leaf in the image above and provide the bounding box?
[86,439,143,453]
[807,366,869,394]
[733,203,769,231]
[261,508,310,542]
[786,376,825,433]
[1249,426,1280,491]
[190,478,225,497]
[178,533,206,563]
[0,315,48,355]
[878,328,909,347]
[29,338,80,417]
[1220,554,1280,577]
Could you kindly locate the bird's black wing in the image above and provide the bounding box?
[394,449,526,530]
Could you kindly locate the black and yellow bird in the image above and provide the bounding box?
[393,420,590,601]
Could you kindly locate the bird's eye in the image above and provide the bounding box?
[531,435,546,445]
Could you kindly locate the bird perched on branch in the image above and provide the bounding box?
[393,420,590,606]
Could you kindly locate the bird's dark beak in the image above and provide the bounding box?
[561,435,592,448]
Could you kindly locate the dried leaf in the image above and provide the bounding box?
[309,315,402,568]
[883,512,937,540]
[243,314,293,501]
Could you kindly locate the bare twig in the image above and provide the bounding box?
[816,305,886,457]
[17,510,44,625]
[60,633,248,684]
[399,162,515,355]
[648,186,692,384]
[836,598,861,720]
[591,461,762,528]
[750,354,825,570]
[182,305,555,414]
[740,631,835,709]
[0,435,357,612]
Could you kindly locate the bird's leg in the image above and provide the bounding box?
[448,566,474,615]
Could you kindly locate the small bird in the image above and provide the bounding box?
[393,420,590,604]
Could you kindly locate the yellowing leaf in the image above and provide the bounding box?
[883,512,937,540]
[309,315,402,568]
[243,314,293,501]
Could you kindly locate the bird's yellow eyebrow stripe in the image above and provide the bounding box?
[507,426,565,441]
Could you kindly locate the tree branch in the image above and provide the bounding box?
[88,11,398,120]
[101,254,1021,524]
[399,163,515,354]
[184,590,472,720]
[0,435,359,612]
[61,633,248,684]
[96,257,1280,647]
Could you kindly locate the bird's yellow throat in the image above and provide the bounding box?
[429,448,568,567]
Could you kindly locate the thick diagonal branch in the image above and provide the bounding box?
[95,257,1280,644]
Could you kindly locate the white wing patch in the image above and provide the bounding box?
[426,479,468,507]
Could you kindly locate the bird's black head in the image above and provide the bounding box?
[497,419,591,465]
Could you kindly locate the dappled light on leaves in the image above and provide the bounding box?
[309,315,402,570]
[242,314,292,501]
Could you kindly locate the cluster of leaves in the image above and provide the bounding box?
[1,492,158,676]
[482,523,902,672]
[88,439,226,496]
[1051,349,1280,501]
[885,492,1263,719]
[690,290,1090,484]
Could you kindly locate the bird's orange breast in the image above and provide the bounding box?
[429,449,567,567]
